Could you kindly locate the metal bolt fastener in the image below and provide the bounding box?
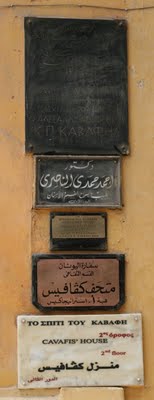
[21,319,26,324]
[134,316,138,321]
[137,377,141,383]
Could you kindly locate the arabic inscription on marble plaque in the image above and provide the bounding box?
[17,314,144,388]
[32,254,125,311]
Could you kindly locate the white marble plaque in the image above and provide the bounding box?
[17,314,144,388]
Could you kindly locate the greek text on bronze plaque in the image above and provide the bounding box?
[35,156,121,208]
[32,254,125,311]
[25,18,128,155]
[50,213,107,250]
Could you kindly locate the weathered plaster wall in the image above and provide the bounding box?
[0,1,154,400]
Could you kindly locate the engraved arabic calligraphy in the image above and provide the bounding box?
[40,161,112,201]
[42,281,115,306]
[36,157,121,207]
[32,255,124,310]
[37,361,119,373]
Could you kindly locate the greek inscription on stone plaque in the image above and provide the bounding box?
[50,213,107,250]
[17,314,144,388]
[35,156,121,208]
[32,254,125,311]
[25,18,128,155]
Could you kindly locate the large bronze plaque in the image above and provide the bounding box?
[32,254,125,311]
[50,213,107,250]
[35,156,121,208]
[25,17,128,155]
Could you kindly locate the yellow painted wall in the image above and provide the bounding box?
[0,0,154,399]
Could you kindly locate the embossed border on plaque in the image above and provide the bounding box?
[35,156,121,208]
[32,254,125,312]
[50,213,107,250]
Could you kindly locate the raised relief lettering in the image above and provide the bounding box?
[25,18,128,154]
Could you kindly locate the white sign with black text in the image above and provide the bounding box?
[17,314,144,388]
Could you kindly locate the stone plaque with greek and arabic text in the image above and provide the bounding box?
[17,314,144,388]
